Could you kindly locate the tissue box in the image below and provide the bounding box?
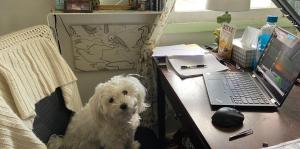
[232,38,256,68]
[232,27,259,68]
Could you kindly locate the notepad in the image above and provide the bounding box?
[167,54,228,79]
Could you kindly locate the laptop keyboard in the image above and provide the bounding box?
[224,72,270,104]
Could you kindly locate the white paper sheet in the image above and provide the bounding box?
[167,54,228,79]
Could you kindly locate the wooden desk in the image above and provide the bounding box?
[155,61,300,149]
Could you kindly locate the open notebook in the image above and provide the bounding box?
[167,54,228,79]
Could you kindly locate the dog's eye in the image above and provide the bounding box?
[122,90,128,95]
[109,97,114,103]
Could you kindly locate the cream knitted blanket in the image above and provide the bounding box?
[0,25,83,148]
[0,96,47,149]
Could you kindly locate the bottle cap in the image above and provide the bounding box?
[267,15,278,23]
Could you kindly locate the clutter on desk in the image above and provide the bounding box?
[232,26,260,68]
[218,23,237,60]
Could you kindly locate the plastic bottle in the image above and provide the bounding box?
[254,15,278,67]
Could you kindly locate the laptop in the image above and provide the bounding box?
[203,27,300,108]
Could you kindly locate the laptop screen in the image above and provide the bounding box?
[257,27,300,104]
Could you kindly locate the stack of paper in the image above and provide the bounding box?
[152,44,228,79]
[152,44,207,57]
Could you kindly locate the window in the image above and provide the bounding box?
[175,0,276,12]
[250,0,276,9]
[167,0,290,34]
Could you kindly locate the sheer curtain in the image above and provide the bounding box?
[137,0,176,126]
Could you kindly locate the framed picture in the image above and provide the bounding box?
[95,0,132,10]
[64,0,93,13]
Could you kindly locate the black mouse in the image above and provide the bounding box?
[211,107,244,128]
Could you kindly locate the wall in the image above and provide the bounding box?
[0,0,125,35]
[0,0,54,35]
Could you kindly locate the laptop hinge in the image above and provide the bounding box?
[252,73,280,106]
[270,98,280,106]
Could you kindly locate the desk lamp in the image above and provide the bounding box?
[206,0,250,51]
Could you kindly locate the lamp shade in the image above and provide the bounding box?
[206,0,250,12]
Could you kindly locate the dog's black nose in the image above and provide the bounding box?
[122,90,128,95]
[120,103,128,110]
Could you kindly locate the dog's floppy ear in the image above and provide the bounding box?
[127,75,149,113]
[90,83,105,114]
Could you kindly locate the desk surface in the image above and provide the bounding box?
[158,65,300,149]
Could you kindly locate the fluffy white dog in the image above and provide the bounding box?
[63,75,148,149]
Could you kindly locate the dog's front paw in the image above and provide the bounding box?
[131,141,141,149]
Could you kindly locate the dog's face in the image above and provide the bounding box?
[91,75,147,122]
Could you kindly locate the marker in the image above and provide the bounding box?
[181,64,206,69]
[229,129,253,141]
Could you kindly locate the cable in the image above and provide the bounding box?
[54,15,62,53]
[58,16,71,37]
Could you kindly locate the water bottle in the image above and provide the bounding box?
[254,15,278,67]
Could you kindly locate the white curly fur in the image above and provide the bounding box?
[62,75,148,149]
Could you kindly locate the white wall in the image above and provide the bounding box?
[0,0,54,35]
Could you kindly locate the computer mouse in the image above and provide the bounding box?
[211,107,244,128]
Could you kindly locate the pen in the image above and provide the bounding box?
[181,64,206,69]
[229,129,253,141]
